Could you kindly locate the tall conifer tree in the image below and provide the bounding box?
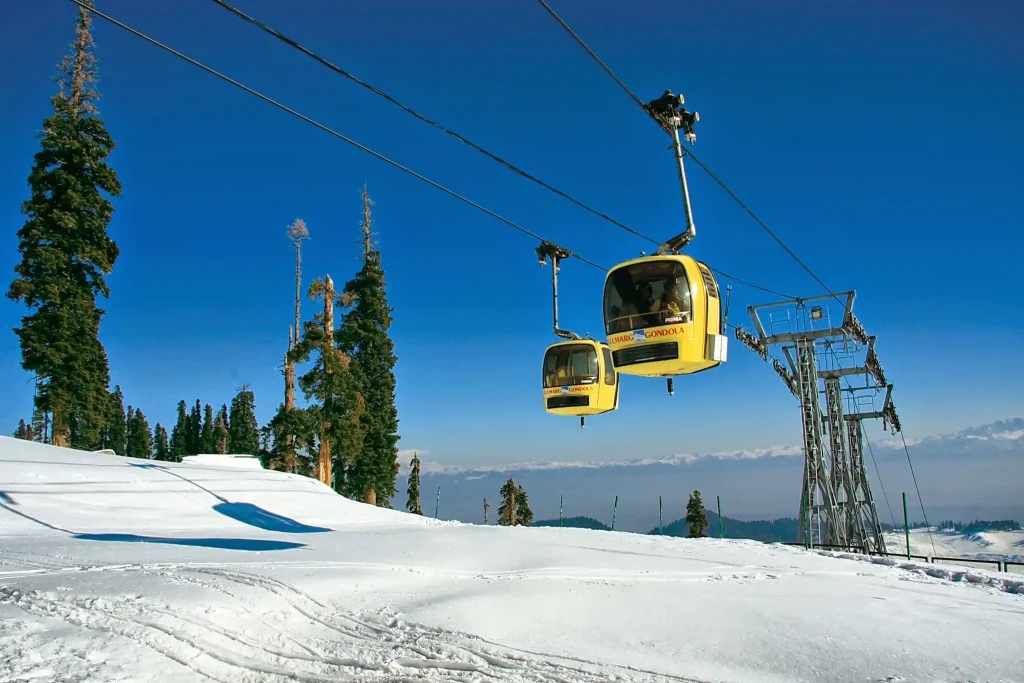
[406,452,422,515]
[227,385,260,455]
[14,420,33,440]
[31,397,49,444]
[154,423,170,462]
[7,0,121,449]
[128,409,152,460]
[686,490,709,538]
[187,399,202,455]
[169,400,188,462]
[124,405,135,458]
[498,477,519,526]
[105,385,126,455]
[214,404,229,454]
[201,403,215,453]
[516,483,533,526]
[338,187,399,505]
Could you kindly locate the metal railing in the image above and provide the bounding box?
[777,541,1022,574]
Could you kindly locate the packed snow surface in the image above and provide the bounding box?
[1,438,1021,683]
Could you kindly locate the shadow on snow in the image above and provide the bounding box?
[212,502,330,534]
[72,533,304,551]
[129,463,332,535]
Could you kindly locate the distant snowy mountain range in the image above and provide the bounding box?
[402,417,1024,477]
[391,418,1024,532]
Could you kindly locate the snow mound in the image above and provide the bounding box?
[181,453,265,470]
[2,438,1022,683]
[967,531,997,547]
[0,436,439,538]
[885,527,1024,562]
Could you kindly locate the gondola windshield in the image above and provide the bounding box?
[604,260,692,335]
[543,344,599,388]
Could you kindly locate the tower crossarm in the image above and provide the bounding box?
[773,358,799,397]
[735,326,768,360]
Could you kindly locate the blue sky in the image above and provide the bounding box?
[1,0,1022,467]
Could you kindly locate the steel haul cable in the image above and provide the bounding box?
[533,0,843,308]
[207,0,793,300]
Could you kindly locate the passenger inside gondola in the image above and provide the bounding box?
[653,274,691,323]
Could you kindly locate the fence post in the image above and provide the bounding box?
[659,495,663,535]
[717,495,723,538]
[559,494,563,527]
[435,486,441,519]
[611,495,618,531]
[902,492,910,560]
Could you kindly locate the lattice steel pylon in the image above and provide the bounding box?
[736,291,894,554]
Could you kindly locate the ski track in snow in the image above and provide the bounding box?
[0,552,703,683]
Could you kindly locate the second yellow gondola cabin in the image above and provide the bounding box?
[602,254,728,377]
[541,339,619,426]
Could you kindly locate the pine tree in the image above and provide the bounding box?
[124,405,135,458]
[201,403,215,454]
[291,276,364,493]
[31,408,49,444]
[406,452,422,514]
[214,404,229,454]
[153,423,170,462]
[104,385,126,455]
[168,400,188,462]
[128,409,152,459]
[516,484,534,526]
[337,187,399,505]
[187,399,202,455]
[686,490,709,538]
[265,403,315,474]
[14,420,34,440]
[6,1,121,449]
[498,477,519,526]
[227,385,260,455]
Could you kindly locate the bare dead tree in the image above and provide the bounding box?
[282,326,296,472]
[282,220,308,471]
[287,219,309,344]
[64,0,98,118]
[318,275,336,486]
[360,185,375,259]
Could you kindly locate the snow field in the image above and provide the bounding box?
[1,437,1022,682]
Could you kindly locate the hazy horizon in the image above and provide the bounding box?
[389,417,1024,533]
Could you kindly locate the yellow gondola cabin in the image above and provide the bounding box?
[602,254,728,377]
[541,340,619,426]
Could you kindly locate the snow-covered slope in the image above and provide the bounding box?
[1,437,1021,683]
[885,528,1024,564]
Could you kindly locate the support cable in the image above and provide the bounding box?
[863,414,904,556]
[900,431,938,557]
[208,0,791,299]
[70,0,606,272]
